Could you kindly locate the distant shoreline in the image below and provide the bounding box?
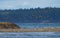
[0,28,60,32]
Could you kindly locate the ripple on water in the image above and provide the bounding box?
[0,32,60,38]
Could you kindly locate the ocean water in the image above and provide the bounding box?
[0,23,60,38]
[15,23,60,29]
[0,32,60,38]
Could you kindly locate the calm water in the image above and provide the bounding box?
[0,32,60,38]
[16,23,60,29]
[0,23,60,38]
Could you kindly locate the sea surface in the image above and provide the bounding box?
[16,23,60,29]
[0,32,60,38]
[0,23,60,38]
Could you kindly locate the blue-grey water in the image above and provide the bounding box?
[15,23,60,29]
[0,32,60,38]
[0,23,60,38]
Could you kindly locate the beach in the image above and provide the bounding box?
[0,28,60,32]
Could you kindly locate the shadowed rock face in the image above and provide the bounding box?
[0,22,20,29]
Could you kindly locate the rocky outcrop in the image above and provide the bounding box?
[0,22,20,29]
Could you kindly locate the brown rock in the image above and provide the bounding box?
[0,22,20,29]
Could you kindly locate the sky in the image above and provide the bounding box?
[0,0,60,9]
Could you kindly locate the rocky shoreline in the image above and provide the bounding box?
[0,22,60,32]
[0,28,60,32]
[0,22,20,29]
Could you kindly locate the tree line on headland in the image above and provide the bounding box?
[0,7,60,23]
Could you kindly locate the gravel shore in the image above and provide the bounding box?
[0,28,60,32]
